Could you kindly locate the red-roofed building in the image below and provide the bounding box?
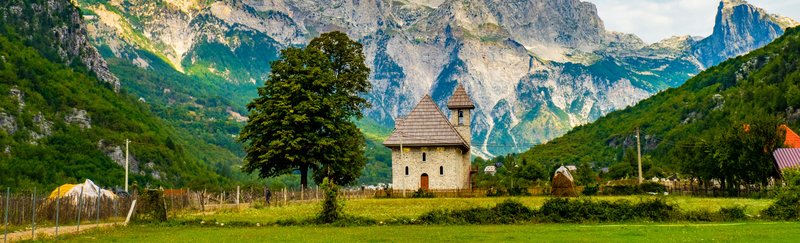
[781,125,800,148]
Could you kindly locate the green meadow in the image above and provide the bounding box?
[40,196,791,242]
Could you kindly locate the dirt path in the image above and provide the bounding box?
[4,222,118,242]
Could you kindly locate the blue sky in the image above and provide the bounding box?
[590,0,800,43]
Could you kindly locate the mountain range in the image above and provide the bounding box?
[2,0,797,188]
[515,25,800,177]
[75,0,798,159]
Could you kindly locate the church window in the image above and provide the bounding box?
[422,152,427,161]
[440,166,444,175]
[405,166,409,175]
[458,110,464,125]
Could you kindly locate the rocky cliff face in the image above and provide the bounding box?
[77,0,798,157]
[693,0,800,68]
[0,0,120,91]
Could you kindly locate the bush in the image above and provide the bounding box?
[418,200,534,224]
[762,187,800,220]
[412,188,434,198]
[537,197,675,223]
[719,206,747,221]
[507,187,532,196]
[601,185,638,195]
[133,189,167,223]
[486,187,506,197]
[582,185,599,196]
[601,182,666,195]
[317,178,343,223]
[682,209,717,221]
[639,182,667,193]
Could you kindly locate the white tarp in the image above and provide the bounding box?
[49,179,118,201]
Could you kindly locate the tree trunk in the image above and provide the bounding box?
[300,164,309,189]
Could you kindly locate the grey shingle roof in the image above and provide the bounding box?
[447,84,475,109]
[383,95,469,150]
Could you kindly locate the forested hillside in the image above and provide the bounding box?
[515,27,800,178]
[0,0,231,189]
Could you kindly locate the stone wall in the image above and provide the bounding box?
[449,108,471,144]
[391,146,470,190]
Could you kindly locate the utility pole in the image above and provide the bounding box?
[125,139,130,193]
[400,127,405,198]
[636,127,643,185]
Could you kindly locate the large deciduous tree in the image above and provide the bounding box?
[240,31,371,188]
[677,114,785,194]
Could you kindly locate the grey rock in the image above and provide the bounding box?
[29,112,53,142]
[9,87,24,110]
[97,139,139,172]
[0,111,17,135]
[65,108,91,129]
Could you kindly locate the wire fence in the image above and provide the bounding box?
[1,187,135,241]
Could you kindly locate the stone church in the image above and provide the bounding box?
[383,84,474,190]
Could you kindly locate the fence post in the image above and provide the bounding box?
[236,186,240,206]
[283,188,287,206]
[55,187,60,239]
[31,187,36,240]
[77,186,84,232]
[96,186,101,227]
[4,187,9,243]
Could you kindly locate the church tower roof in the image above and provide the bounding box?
[383,95,469,150]
[447,84,475,109]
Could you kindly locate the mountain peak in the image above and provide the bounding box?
[721,0,748,8]
[692,0,789,68]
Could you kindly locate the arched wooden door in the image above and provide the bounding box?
[420,173,429,190]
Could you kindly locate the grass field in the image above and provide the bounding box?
[183,196,774,224]
[30,196,786,242]
[56,222,800,242]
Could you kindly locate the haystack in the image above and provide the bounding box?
[551,166,578,197]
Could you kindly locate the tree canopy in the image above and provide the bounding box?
[240,31,371,188]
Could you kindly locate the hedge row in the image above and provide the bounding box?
[417,198,749,225]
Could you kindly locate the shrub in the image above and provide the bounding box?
[507,187,532,196]
[133,189,167,223]
[412,188,434,198]
[639,182,667,193]
[682,209,718,221]
[317,178,343,223]
[762,187,800,220]
[418,200,534,224]
[486,187,506,197]
[601,185,638,195]
[719,206,747,221]
[537,197,675,223]
[582,185,599,196]
[601,182,666,195]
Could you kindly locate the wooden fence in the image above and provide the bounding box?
[1,187,134,241]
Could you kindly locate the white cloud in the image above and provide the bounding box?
[589,0,800,44]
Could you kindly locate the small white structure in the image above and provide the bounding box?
[484,166,497,175]
[48,179,118,203]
